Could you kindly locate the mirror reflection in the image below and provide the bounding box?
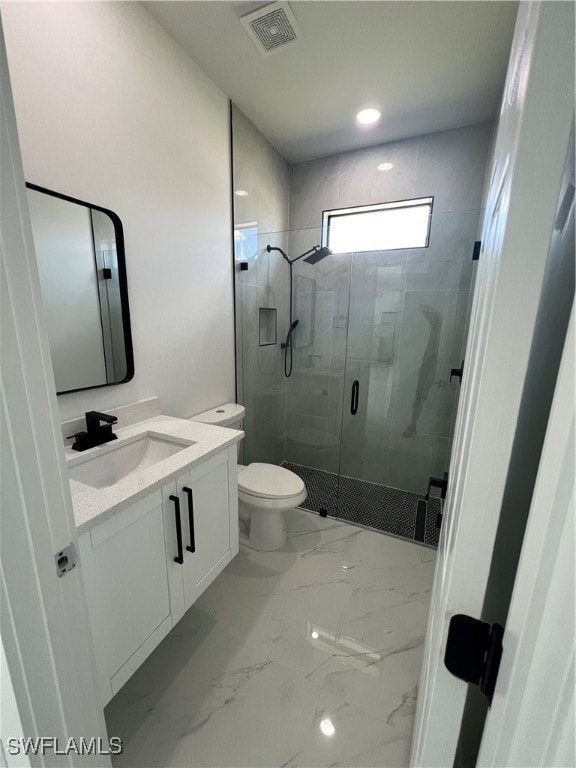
[26,184,133,395]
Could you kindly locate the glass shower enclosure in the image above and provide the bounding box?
[235,208,480,547]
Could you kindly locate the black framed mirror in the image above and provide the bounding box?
[26,183,134,395]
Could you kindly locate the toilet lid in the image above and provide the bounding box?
[238,463,305,500]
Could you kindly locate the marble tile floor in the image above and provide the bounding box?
[105,508,436,768]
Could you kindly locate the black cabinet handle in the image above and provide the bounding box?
[182,486,196,553]
[170,494,184,564]
[350,380,359,415]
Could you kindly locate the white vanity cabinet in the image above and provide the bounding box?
[162,449,238,625]
[78,445,238,705]
[78,490,173,704]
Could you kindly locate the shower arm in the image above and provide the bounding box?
[266,244,320,265]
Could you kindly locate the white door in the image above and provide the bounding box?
[162,477,187,624]
[0,18,108,767]
[478,303,574,766]
[179,455,230,605]
[188,459,230,597]
[161,454,232,624]
[79,490,173,704]
[410,2,575,765]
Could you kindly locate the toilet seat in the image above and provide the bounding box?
[238,463,305,499]
[238,487,308,511]
[238,463,307,511]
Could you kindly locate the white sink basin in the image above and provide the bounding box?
[68,434,193,489]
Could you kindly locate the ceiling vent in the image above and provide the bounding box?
[240,2,302,57]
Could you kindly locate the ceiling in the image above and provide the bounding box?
[144,1,518,163]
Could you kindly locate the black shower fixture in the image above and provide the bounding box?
[281,319,299,350]
[302,246,332,265]
[266,243,333,377]
[266,243,332,265]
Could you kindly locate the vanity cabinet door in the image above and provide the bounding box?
[180,453,231,606]
[161,476,186,624]
[162,451,232,621]
[79,490,172,704]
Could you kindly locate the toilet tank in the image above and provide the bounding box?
[189,403,245,431]
[190,403,245,462]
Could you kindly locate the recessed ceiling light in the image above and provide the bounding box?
[320,718,336,737]
[235,189,249,197]
[356,108,381,125]
[377,162,394,171]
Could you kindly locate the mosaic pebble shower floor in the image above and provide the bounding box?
[282,462,441,548]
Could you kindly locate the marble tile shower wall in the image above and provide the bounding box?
[232,106,290,465]
[238,234,290,465]
[284,123,493,493]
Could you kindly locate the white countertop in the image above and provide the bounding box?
[67,415,243,534]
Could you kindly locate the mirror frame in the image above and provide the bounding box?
[26,182,135,395]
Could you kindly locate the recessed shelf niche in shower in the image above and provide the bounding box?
[259,307,277,346]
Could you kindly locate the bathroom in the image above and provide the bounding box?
[1,3,574,768]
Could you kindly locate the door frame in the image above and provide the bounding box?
[1,18,109,766]
[478,304,574,765]
[410,2,575,765]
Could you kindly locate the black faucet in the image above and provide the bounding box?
[70,411,118,452]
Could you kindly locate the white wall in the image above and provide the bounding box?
[1,1,235,421]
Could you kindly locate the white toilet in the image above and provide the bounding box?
[190,403,307,551]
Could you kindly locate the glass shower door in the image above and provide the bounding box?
[336,247,408,531]
[279,229,353,515]
[335,209,481,543]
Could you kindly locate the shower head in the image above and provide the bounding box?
[303,246,332,265]
[281,319,299,350]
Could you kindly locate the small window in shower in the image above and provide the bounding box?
[322,196,433,254]
[234,221,258,261]
[259,308,277,346]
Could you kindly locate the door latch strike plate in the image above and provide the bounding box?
[55,544,77,577]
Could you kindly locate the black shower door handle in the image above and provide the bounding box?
[351,380,359,415]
